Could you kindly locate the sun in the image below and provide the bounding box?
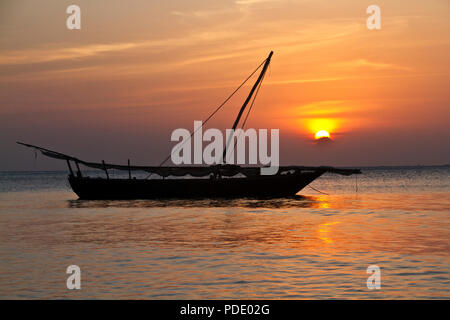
[315,130,331,140]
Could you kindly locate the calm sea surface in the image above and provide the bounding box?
[0,167,449,299]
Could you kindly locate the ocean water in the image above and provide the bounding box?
[0,167,449,299]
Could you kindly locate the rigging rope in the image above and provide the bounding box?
[154,56,268,173]
[242,71,266,129]
[225,69,266,163]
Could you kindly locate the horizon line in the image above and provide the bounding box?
[1,164,449,173]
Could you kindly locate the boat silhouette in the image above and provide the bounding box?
[18,51,361,199]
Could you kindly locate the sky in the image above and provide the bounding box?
[0,0,449,170]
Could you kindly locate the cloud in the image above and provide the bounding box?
[332,59,412,71]
[267,77,347,85]
[0,42,149,66]
[0,30,242,67]
[235,0,274,5]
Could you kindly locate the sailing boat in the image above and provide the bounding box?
[18,51,361,199]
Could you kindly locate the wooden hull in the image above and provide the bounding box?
[68,170,324,199]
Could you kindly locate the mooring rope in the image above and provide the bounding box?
[307,184,330,195]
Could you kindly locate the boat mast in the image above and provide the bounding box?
[222,51,273,163]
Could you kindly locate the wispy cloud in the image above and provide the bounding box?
[268,77,348,85]
[332,59,412,72]
[294,100,358,118]
[0,30,242,66]
[0,42,148,65]
[235,0,275,5]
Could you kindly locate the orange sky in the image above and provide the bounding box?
[0,0,449,170]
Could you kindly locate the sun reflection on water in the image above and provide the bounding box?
[317,221,341,244]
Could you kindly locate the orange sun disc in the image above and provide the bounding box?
[315,130,330,140]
